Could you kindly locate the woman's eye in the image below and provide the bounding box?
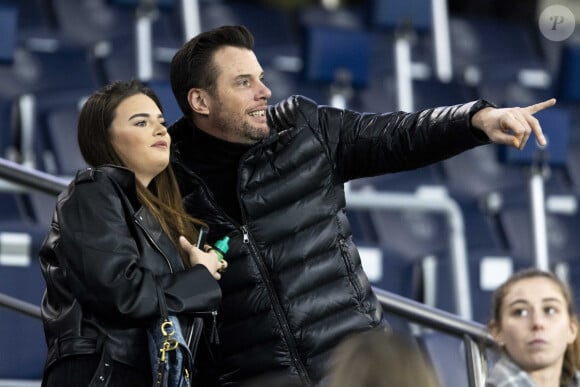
[135,120,147,127]
[545,306,557,315]
[512,308,529,317]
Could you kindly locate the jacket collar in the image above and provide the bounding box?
[98,165,140,210]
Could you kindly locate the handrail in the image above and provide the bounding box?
[373,287,493,387]
[346,186,473,320]
[373,287,491,344]
[0,157,68,194]
[0,293,41,319]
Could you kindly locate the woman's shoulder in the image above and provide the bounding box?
[485,355,535,387]
[72,165,134,185]
[59,165,136,205]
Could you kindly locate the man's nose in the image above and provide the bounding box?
[257,80,272,100]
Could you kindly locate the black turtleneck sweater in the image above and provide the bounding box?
[180,126,252,224]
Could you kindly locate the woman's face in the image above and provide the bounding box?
[492,277,577,374]
[110,93,169,186]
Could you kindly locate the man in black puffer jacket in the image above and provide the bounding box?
[168,25,554,386]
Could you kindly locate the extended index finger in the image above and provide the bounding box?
[525,98,556,114]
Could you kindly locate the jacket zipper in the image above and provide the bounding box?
[178,142,309,383]
[240,225,311,384]
[234,145,310,384]
[338,238,363,301]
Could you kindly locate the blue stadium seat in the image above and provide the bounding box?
[0,98,15,159]
[0,3,17,64]
[416,331,468,387]
[0,257,46,380]
[369,206,449,260]
[434,247,530,323]
[146,79,182,128]
[350,164,444,193]
[370,0,432,31]
[98,35,171,83]
[500,204,580,264]
[555,41,580,105]
[52,0,134,48]
[566,142,580,197]
[449,16,546,85]
[413,79,479,110]
[0,194,49,381]
[263,68,327,107]
[5,0,59,46]
[0,192,30,222]
[302,25,371,88]
[366,0,440,87]
[41,107,87,177]
[5,47,98,172]
[441,144,528,202]
[217,1,300,68]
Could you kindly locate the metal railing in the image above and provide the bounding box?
[0,157,493,386]
[346,186,473,320]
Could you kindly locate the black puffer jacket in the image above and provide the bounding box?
[169,96,492,385]
[39,166,222,384]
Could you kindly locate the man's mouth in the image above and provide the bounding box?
[249,110,266,117]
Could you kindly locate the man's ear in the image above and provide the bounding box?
[188,88,210,116]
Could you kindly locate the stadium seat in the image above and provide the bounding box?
[41,107,87,177]
[449,16,546,85]
[497,204,580,264]
[416,331,468,387]
[434,247,530,323]
[301,23,371,109]
[0,256,46,380]
[146,79,182,127]
[350,164,444,193]
[441,144,528,202]
[0,98,15,159]
[7,0,60,47]
[566,142,580,197]
[555,41,580,105]
[302,24,371,89]
[367,0,435,71]
[369,206,449,261]
[52,0,134,48]
[0,3,17,64]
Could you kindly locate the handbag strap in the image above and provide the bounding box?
[155,284,169,320]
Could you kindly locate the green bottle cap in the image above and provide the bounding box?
[213,236,230,262]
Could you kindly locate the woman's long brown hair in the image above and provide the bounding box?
[77,80,206,266]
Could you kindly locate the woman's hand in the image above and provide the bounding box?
[179,236,228,280]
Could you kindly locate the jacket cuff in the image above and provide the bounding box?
[468,99,497,142]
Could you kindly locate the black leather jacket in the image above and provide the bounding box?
[39,166,222,383]
[169,95,492,385]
